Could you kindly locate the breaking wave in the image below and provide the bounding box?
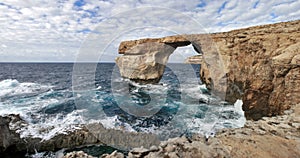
[0,63,246,142]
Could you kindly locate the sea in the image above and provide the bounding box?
[0,63,246,157]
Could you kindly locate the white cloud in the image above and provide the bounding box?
[0,0,299,62]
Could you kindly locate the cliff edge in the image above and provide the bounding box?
[116,20,300,120]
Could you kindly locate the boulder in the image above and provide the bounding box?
[0,115,26,153]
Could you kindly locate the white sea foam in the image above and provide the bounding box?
[0,79,58,117]
[233,99,246,127]
[0,78,246,142]
[0,79,86,141]
[0,79,52,98]
[14,110,85,141]
[0,98,59,117]
[135,99,246,138]
[97,115,137,132]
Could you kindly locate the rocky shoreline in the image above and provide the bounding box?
[1,20,299,157]
[0,114,161,157]
[1,103,299,157]
[65,20,300,157]
[65,103,300,158]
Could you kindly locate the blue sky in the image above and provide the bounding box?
[0,0,299,62]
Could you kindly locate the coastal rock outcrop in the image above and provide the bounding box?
[0,115,26,154]
[0,115,159,156]
[116,20,300,120]
[91,104,300,158]
[116,36,196,83]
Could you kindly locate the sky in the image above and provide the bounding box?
[0,0,299,62]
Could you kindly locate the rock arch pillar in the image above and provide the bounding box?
[115,35,199,84]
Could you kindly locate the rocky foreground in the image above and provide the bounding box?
[0,115,159,156]
[1,104,298,157]
[64,103,300,158]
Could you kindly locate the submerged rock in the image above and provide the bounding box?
[116,20,300,120]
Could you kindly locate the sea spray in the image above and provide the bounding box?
[0,63,246,143]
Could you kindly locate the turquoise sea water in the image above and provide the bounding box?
[0,63,245,156]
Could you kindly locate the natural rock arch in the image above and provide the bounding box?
[116,35,202,83]
[115,35,229,120]
[116,20,300,120]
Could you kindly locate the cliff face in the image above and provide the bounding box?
[207,20,300,120]
[116,20,300,120]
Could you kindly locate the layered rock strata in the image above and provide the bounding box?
[116,20,300,120]
[116,36,197,83]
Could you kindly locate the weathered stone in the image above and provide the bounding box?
[116,20,300,120]
[164,144,175,152]
[62,104,300,158]
[118,35,192,54]
[0,115,160,155]
[0,115,26,153]
[115,43,175,83]
[101,151,124,158]
[149,145,159,152]
[63,151,96,158]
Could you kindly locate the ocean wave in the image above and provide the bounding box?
[0,79,53,99]
[10,110,85,141]
[0,76,246,142]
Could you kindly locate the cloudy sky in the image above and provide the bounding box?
[0,0,299,62]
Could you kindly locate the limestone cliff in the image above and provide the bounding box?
[116,20,300,120]
[116,36,195,83]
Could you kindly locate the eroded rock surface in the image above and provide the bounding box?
[0,115,159,156]
[96,104,300,158]
[116,20,300,120]
[208,20,300,120]
[116,35,195,83]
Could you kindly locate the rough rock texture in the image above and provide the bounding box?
[64,151,96,158]
[0,115,26,153]
[116,20,300,120]
[94,104,300,158]
[0,115,159,156]
[207,20,300,120]
[0,114,101,155]
[101,151,125,158]
[116,35,200,83]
